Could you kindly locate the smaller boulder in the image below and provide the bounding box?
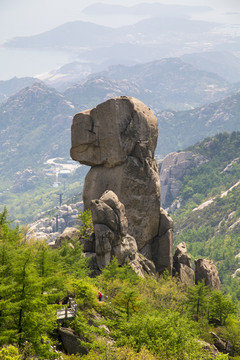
[173,241,191,267]
[195,259,221,290]
[210,332,234,356]
[55,227,80,248]
[55,227,95,253]
[173,242,194,285]
[58,327,88,355]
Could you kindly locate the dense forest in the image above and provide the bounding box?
[0,207,239,359]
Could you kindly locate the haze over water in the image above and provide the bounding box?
[0,0,240,80]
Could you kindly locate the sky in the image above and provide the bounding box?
[1,0,240,43]
[0,0,239,80]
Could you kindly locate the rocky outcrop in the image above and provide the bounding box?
[71,96,173,274]
[232,268,240,278]
[151,208,174,274]
[26,202,83,243]
[54,227,79,248]
[55,226,95,252]
[159,151,206,208]
[198,340,220,358]
[210,332,234,356]
[173,242,194,285]
[58,327,88,355]
[90,190,156,277]
[195,259,221,290]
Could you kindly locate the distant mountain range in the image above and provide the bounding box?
[4,16,217,51]
[1,56,240,224]
[84,58,238,112]
[1,52,240,100]
[1,58,240,182]
[35,51,240,92]
[2,1,240,85]
[156,90,240,155]
[3,15,233,72]
[181,51,240,83]
[0,81,75,179]
[0,76,37,103]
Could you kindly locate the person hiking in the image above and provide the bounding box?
[98,291,103,301]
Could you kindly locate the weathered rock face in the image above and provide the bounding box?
[83,157,160,251]
[151,208,174,274]
[90,190,155,277]
[55,227,80,247]
[58,327,88,355]
[174,241,191,267]
[71,96,158,168]
[54,227,95,253]
[159,151,206,208]
[71,97,170,272]
[195,259,221,290]
[173,242,194,285]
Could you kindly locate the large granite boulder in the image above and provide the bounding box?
[71,96,158,168]
[195,259,221,290]
[71,96,173,274]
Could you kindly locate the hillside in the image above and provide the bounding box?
[1,214,239,359]
[0,82,88,223]
[168,132,240,298]
[0,81,75,178]
[181,51,240,83]
[66,58,239,112]
[157,90,240,155]
[0,76,37,103]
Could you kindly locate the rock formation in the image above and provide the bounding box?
[159,151,206,209]
[152,208,174,274]
[26,202,83,243]
[210,332,233,356]
[90,190,156,277]
[195,259,221,290]
[71,96,173,274]
[173,241,194,285]
[58,327,88,355]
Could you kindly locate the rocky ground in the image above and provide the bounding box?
[26,201,83,243]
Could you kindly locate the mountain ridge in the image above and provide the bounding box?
[157,90,240,155]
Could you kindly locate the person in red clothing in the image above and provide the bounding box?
[98,291,102,301]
